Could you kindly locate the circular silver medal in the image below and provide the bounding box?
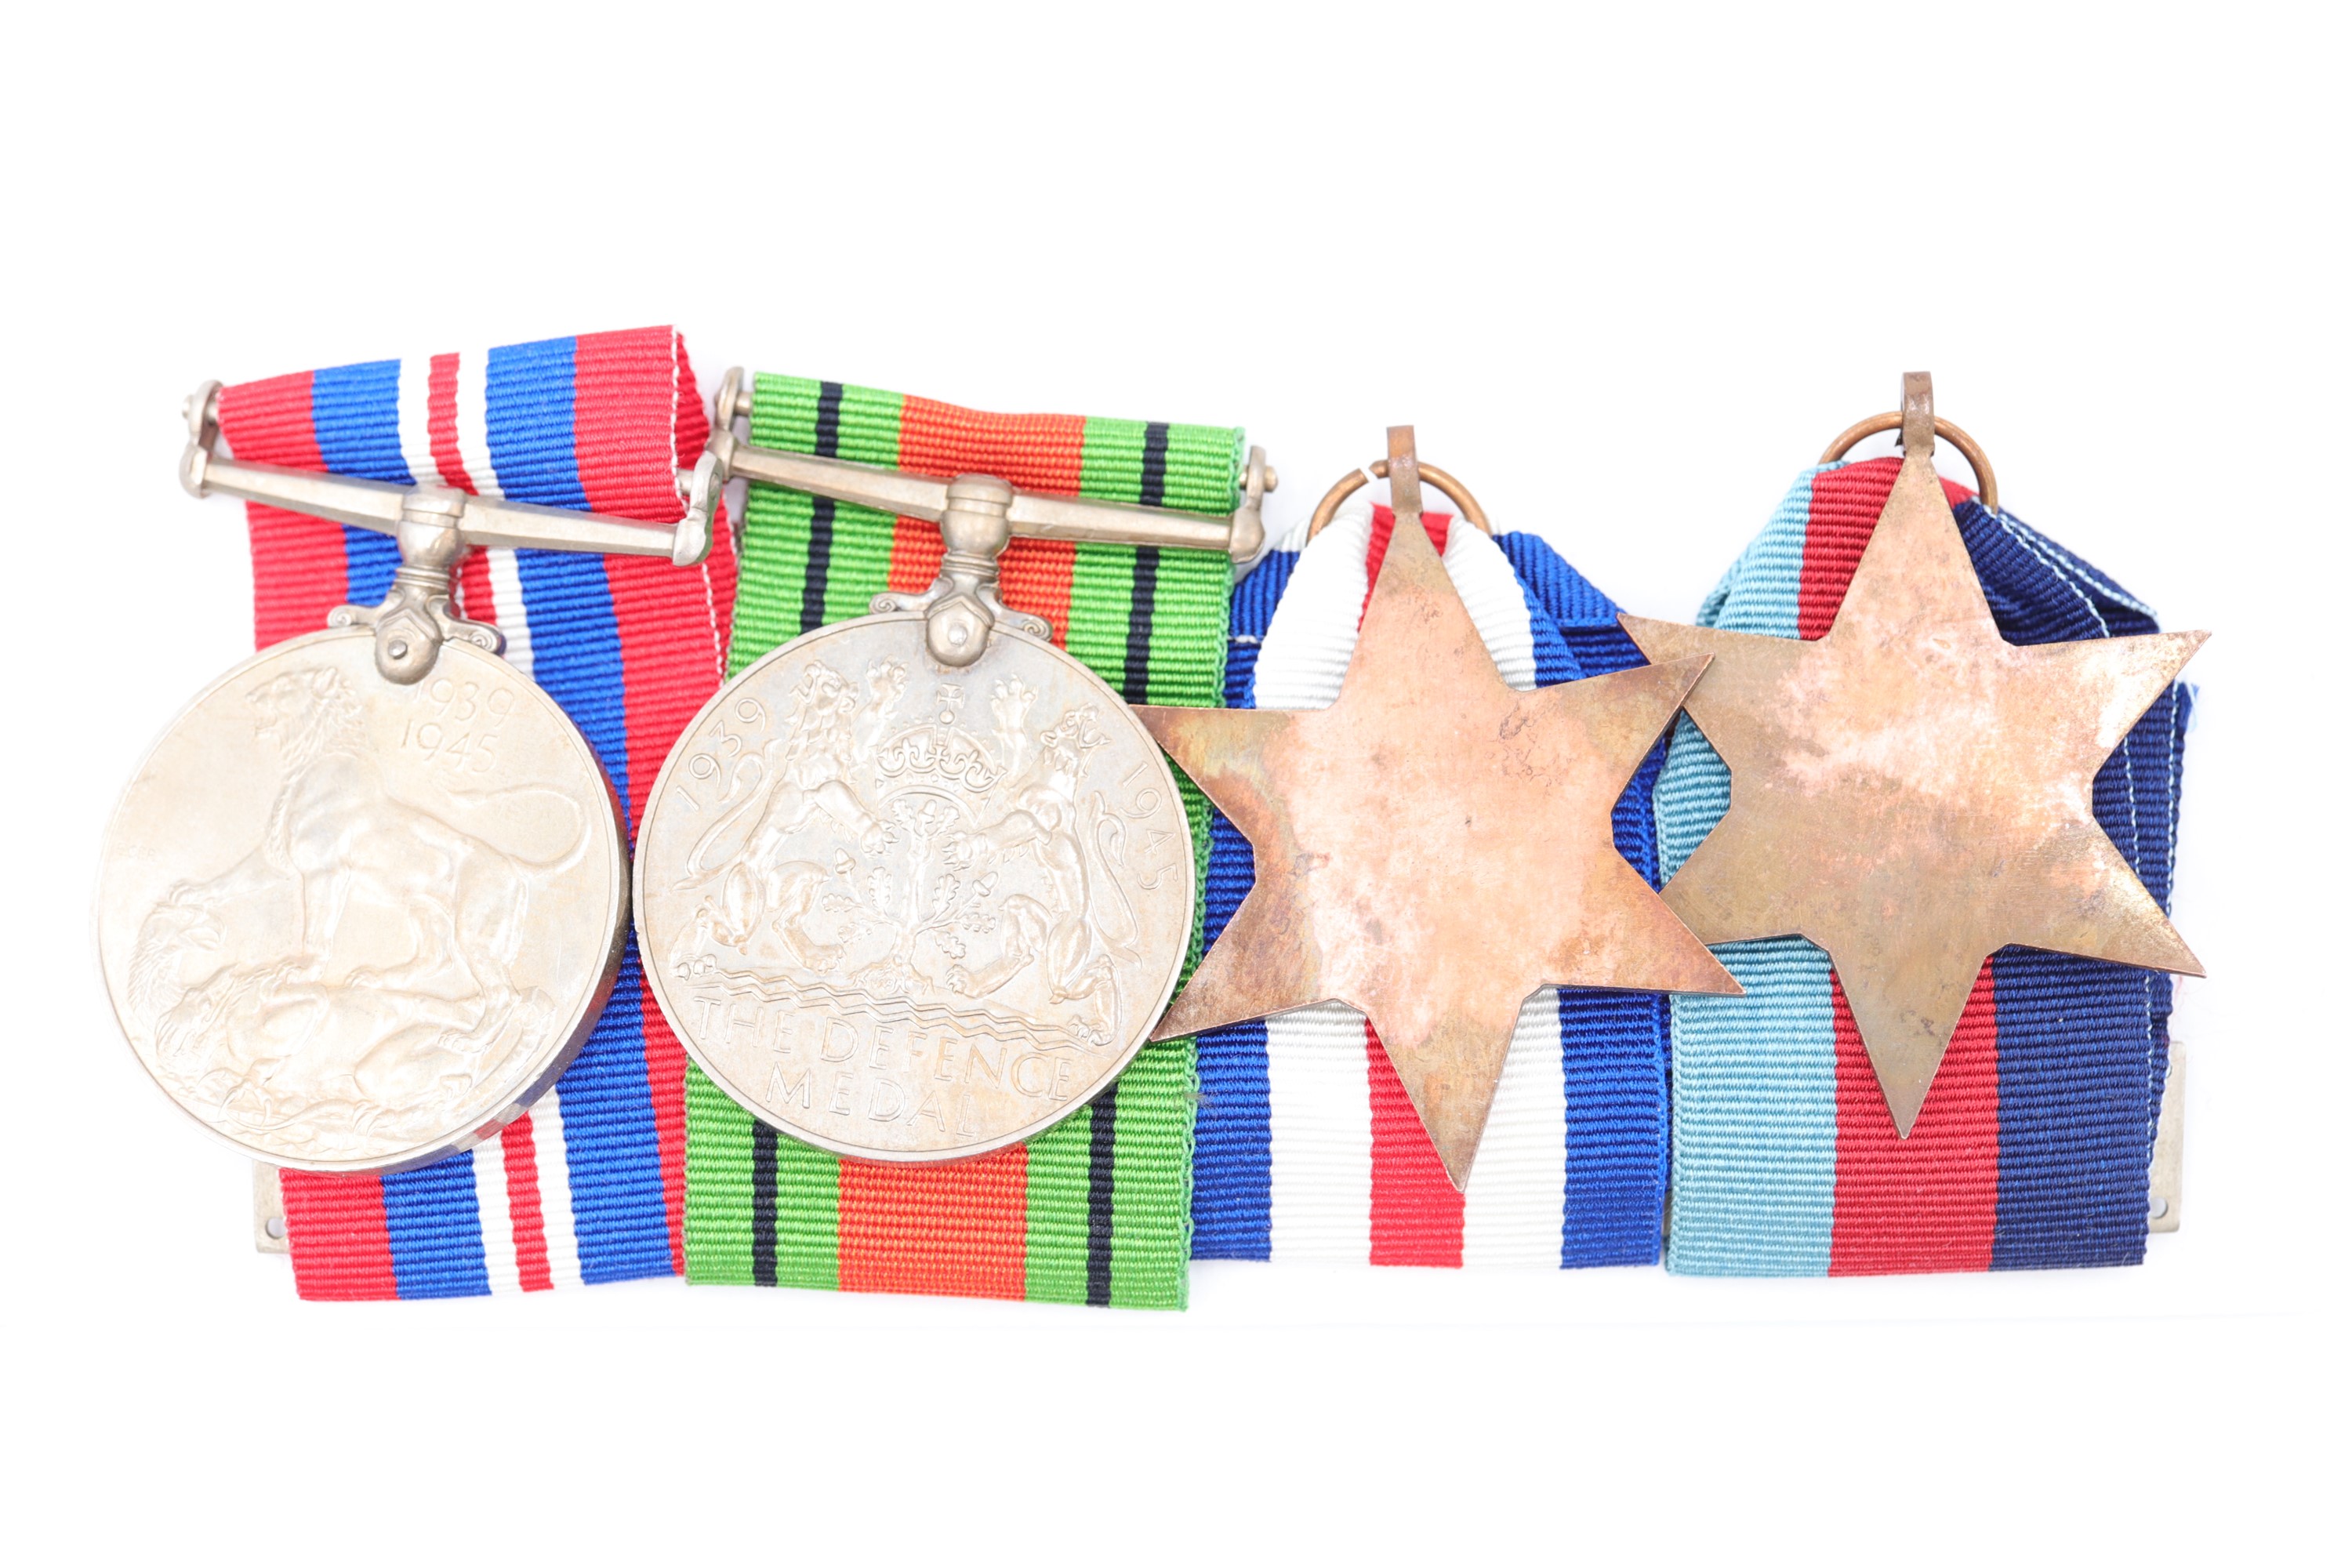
[636,615,1196,1161]
[96,628,627,1172]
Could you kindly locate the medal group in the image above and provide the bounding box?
[96,331,2201,1303]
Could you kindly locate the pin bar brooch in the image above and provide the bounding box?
[679,369,1275,669]
[180,379,713,684]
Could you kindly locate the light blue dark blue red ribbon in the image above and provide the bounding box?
[1657,458,2188,1275]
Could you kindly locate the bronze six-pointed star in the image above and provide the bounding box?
[1137,440,1738,1189]
[1621,383,2205,1135]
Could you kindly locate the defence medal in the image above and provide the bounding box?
[1623,373,2205,1137]
[94,384,713,1174]
[1138,427,1739,1189]
[635,371,1273,1163]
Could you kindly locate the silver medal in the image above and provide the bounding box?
[98,631,627,1170]
[95,383,710,1172]
[635,370,1272,1160]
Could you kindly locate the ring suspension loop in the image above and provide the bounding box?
[1820,412,2000,516]
[1307,459,1491,541]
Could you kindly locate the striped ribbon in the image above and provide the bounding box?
[1657,457,2190,1275]
[682,373,1239,1308]
[219,327,737,1298]
[1189,501,1675,1267]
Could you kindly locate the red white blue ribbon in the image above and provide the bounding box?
[1191,501,1673,1266]
[218,327,736,1297]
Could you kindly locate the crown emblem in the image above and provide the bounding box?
[873,722,1004,791]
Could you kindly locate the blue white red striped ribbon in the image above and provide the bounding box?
[1655,457,2189,1275]
[217,327,736,1298]
[1190,501,1672,1267]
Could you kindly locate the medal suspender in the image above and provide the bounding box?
[684,374,1240,1308]
[220,327,737,1297]
[1189,503,1675,1266]
[1654,458,2188,1274]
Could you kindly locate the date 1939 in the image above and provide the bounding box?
[400,676,514,773]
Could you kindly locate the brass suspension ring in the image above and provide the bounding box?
[1820,412,1999,515]
[1306,459,1491,541]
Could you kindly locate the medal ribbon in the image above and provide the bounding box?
[684,374,1238,1308]
[1655,457,2188,1274]
[218,327,736,1298]
[1190,503,1675,1265]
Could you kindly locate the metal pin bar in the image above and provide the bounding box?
[719,440,1242,554]
[191,454,701,561]
[2148,1040,2184,1233]
[718,441,958,524]
[691,368,1273,562]
[180,382,711,567]
[1007,488,1238,553]
[252,1163,288,1255]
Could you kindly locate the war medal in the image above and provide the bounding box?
[635,372,1273,1162]
[94,385,713,1173]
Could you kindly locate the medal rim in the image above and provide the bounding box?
[94,628,630,1175]
[633,612,1197,1165]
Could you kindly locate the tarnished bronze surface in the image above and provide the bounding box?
[1621,374,2205,1135]
[1139,427,1738,1188]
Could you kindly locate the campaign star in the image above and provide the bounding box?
[1135,450,1738,1189]
[1621,407,2205,1136]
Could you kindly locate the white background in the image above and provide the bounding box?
[3,3,2342,1561]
